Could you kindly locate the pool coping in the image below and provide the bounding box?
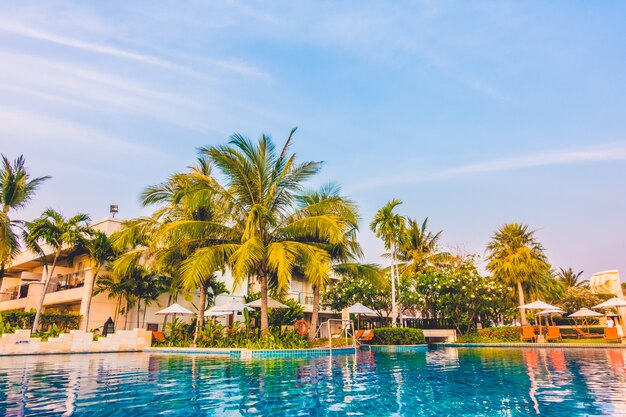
[145,346,357,359]
[446,342,626,349]
[362,344,428,352]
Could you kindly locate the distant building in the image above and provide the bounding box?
[0,218,335,332]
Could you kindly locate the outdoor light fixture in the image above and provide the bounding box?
[110,204,118,218]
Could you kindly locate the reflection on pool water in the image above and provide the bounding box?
[0,348,625,416]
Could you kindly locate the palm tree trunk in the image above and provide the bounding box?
[194,284,207,343]
[308,284,320,343]
[517,281,527,325]
[395,261,402,327]
[32,249,60,333]
[113,296,121,330]
[83,268,100,332]
[124,298,129,330]
[162,294,172,331]
[390,245,397,328]
[260,274,269,336]
[137,299,142,329]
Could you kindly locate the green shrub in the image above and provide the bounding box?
[458,326,521,343]
[371,328,426,345]
[0,309,81,332]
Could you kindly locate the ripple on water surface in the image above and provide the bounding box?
[0,348,625,416]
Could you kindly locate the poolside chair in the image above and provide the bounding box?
[546,326,561,342]
[357,330,374,342]
[521,326,536,342]
[152,331,165,344]
[354,330,365,340]
[573,327,602,339]
[604,327,620,342]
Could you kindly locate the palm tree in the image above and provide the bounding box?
[556,267,586,288]
[93,273,129,329]
[0,155,50,277]
[23,209,93,333]
[295,184,365,341]
[398,217,449,274]
[83,231,115,331]
[370,199,404,327]
[486,223,551,325]
[179,130,343,335]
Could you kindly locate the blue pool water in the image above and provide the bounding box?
[1,348,626,416]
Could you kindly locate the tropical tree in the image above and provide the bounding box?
[370,199,404,326]
[23,209,93,332]
[486,223,551,325]
[179,130,343,335]
[83,231,115,331]
[0,154,49,277]
[93,273,131,329]
[398,217,449,274]
[294,183,371,341]
[556,267,587,288]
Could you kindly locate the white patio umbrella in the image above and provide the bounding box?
[593,297,626,309]
[539,308,564,326]
[155,303,195,316]
[155,303,195,331]
[204,310,232,317]
[568,308,603,333]
[347,302,376,329]
[245,297,289,309]
[518,300,561,339]
[212,299,253,326]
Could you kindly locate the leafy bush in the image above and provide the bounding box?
[458,326,521,343]
[0,309,81,332]
[245,292,305,327]
[371,328,426,345]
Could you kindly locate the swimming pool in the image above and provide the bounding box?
[1,347,625,416]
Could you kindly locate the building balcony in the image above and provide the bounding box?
[286,291,315,305]
[47,270,88,294]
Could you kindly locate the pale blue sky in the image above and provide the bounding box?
[1,1,625,279]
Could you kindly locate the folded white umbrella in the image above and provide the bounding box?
[155,303,194,316]
[593,297,626,309]
[246,297,289,309]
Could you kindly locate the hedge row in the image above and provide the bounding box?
[372,328,426,345]
[0,310,81,332]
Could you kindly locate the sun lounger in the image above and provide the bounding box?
[521,326,536,342]
[546,326,561,341]
[357,330,374,342]
[573,327,602,339]
[354,330,365,340]
[604,327,620,341]
[152,331,165,343]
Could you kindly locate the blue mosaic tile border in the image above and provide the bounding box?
[364,344,428,352]
[251,347,356,358]
[446,343,626,349]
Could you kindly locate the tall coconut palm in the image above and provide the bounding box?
[557,267,586,288]
[83,231,115,331]
[23,209,93,332]
[0,155,50,277]
[398,217,449,274]
[295,183,365,341]
[370,199,405,327]
[486,223,551,325]
[179,130,343,335]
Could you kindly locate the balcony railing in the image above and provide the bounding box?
[286,291,315,305]
[47,270,87,293]
[0,283,29,301]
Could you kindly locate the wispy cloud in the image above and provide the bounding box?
[0,18,270,81]
[356,142,626,190]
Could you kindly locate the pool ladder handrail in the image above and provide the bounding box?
[312,319,357,352]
